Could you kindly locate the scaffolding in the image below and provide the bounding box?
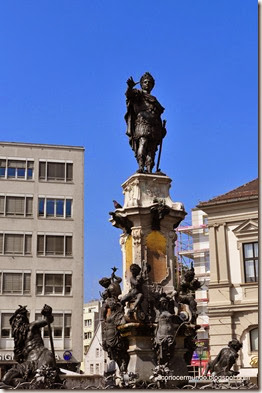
[175,222,209,280]
[175,218,210,373]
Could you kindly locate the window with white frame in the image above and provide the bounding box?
[37,234,72,256]
[87,332,92,339]
[0,272,31,294]
[203,215,209,235]
[39,161,73,182]
[95,364,99,374]
[250,327,258,352]
[36,273,72,295]
[243,242,258,282]
[0,159,34,180]
[1,313,13,337]
[87,319,92,326]
[35,313,71,338]
[90,364,94,374]
[96,348,99,358]
[0,195,33,217]
[0,233,32,255]
[38,198,72,218]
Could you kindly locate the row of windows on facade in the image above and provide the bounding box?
[0,196,72,219]
[0,160,73,182]
[1,312,71,339]
[0,272,72,295]
[0,234,72,256]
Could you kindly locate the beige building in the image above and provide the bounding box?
[0,141,84,376]
[197,179,258,377]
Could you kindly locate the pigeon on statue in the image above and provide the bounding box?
[113,200,122,209]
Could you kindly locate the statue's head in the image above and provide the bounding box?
[130,263,141,276]
[184,268,195,282]
[228,339,242,352]
[159,295,169,309]
[10,305,29,327]
[140,72,155,93]
[99,277,111,289]
[9,306,30,363]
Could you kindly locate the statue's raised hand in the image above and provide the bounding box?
[41,304,54,324]
[41,304,53,317]
[126,76,136,89]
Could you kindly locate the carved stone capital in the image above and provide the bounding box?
[209,223,220,228]
[168,230,177,247]
[119,234,128,248]
[132,227,143,245]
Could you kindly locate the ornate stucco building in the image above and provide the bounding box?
[197,179,258,377]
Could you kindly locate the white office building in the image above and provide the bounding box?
[0,141,84,377]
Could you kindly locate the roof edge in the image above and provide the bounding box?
[197,195,258,209]
[0,141,85,151]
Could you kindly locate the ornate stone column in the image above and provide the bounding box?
[110,173,187,379]
[110,173,186,294]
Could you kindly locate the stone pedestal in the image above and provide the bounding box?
[109,173,190,382]
[110,173,187,294]
[118,323,156,381]
[117,322,190,384]
[169,336,190,377]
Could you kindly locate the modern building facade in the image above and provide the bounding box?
[0,141,84,377]
[197,179,258,377]
[83,300,100,357]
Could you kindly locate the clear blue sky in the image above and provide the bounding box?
[0,0,257,301]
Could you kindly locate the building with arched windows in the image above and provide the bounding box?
[197,179,258,378]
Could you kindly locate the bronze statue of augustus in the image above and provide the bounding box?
[125,72,167,173]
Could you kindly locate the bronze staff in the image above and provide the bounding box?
[156,119,166,172]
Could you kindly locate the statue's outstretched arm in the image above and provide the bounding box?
[32,304,54,330]
[31,319,48,329]
[125,77,139,99]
